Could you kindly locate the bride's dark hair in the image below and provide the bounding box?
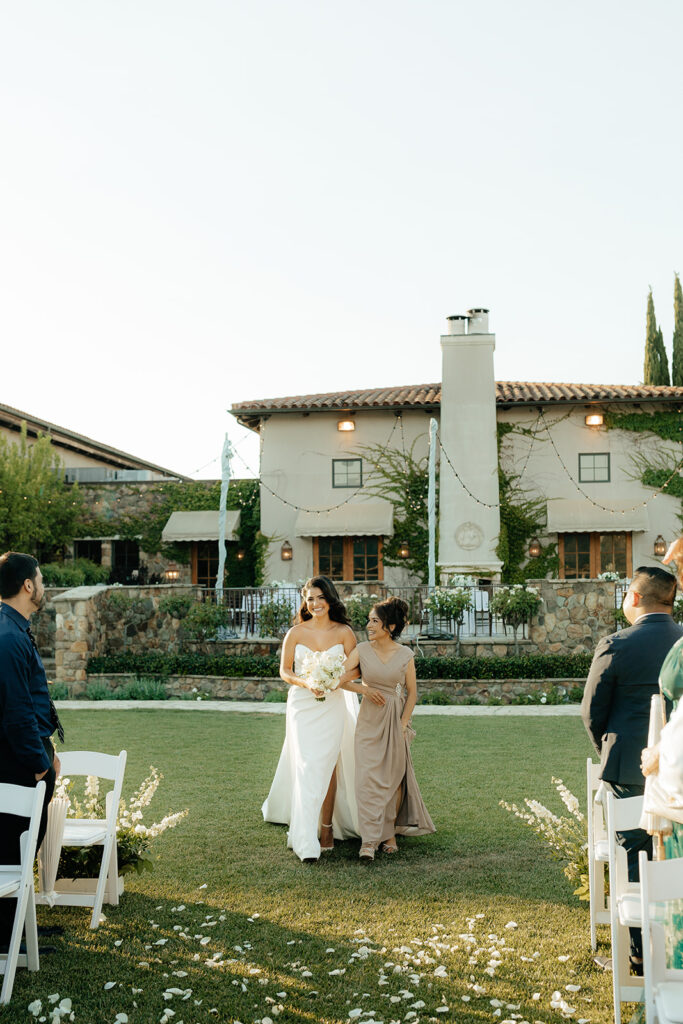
[297,575,351,626]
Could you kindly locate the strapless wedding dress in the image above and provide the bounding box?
[262,643,360,860]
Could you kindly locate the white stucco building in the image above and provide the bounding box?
[231,309,683,586]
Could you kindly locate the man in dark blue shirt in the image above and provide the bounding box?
[0,551,61,950]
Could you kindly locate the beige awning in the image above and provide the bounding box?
[161,510,241,543]
[546,499,650,534]
[295,502,394,538]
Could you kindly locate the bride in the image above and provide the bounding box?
[262,576,363,861]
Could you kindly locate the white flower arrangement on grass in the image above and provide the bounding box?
[55,766,188,878]
[300,647,346,701]
[500,777,589,898]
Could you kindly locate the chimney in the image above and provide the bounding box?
[467,308,489,334]
[445,314,468,335]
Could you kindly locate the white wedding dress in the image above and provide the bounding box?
[262,643,360,860]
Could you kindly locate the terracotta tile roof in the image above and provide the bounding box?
[231,381,683,424]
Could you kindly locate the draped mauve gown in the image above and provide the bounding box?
[355,641,435,847]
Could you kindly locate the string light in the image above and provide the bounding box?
[229,417,401,515]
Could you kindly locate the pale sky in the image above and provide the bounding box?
[1,1,682,480]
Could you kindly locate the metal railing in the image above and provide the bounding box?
[196,584,520,641]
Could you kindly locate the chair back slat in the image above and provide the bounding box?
[0,782,45,820]
[60,751,124,780]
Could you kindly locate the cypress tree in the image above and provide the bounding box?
[672,273,683,386]
[644,289,670,385]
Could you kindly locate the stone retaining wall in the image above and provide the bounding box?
[81,673,585,704]
[48,577,621,686]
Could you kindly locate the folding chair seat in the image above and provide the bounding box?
[36,750,126,929]
[0,781,45,1004]
[607,792,646,1023]
[639,851,683,1024]
[587,758,610,950]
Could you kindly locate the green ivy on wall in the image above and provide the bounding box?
[604,410,683,443]
[496,423,558,582]
[605,409,683,531]
[77,478,265,586]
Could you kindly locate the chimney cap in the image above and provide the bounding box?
[446,314,469,320]
[467,307,489,315]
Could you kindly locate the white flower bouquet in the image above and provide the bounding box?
[300,648,345,701]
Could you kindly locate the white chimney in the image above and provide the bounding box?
[437,306,502,579]
[445,314,468,335]
[467,308,489,333]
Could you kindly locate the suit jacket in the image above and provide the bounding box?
[581,613,683,785]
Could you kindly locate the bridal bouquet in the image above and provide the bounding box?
[300,648,345,701]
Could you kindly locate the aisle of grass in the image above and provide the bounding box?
[1,711,618,1024]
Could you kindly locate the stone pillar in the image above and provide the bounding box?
[53,585,107,694]
[437,309,502,579]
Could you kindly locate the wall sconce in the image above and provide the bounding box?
[337,419,355,432]
[164,565,180,582]
[281,541,293,561]
[236,548,245,561]
[398,540,410,559]
[528,537,542,559]
[585,413,604,427]
[654,535,667,557]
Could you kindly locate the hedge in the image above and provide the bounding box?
[87,651,592,681]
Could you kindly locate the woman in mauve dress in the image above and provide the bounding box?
[343,596,435,860]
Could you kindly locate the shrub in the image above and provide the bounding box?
[183,601,238,639]
[419,689,455,705]
[50,682,70,700]
[264,689,288,702]
[85,681,112,700]
[345,592,380,632]
[41,559,109,588]
[158,594,193,619]
[117,678,167,700]
[86,650,592,681]
[257,597,295,638]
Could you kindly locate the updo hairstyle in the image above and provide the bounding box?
[297,575,351,626]
[372,596,409,639]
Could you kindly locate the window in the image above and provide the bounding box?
[318,537,344,579]
[73,540,102,564]
[313,536,383,581]
[559,532,631,579]
[192,541,222,589]
[579,453,610,483]
[332,458,362,488]
[110,540,140,584]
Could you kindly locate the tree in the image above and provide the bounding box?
[644,289,670,385]
[672,274,683,386]
[0,424,83,556]
[355,440,433,582]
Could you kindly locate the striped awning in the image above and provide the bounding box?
[161,510,241,543]
[546,499,650,534]
[295,502,394,537]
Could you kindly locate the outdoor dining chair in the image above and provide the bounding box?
[639,850,683,1024]
[36,750,127,929]
[607,791,645,1023]
[587,757,610,951]
[0,780,45,1004]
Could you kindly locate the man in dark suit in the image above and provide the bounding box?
[0,551,63,952]
[581,564,682,968]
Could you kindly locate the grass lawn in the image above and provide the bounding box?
[1,711,623,1024]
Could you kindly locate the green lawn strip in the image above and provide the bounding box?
[0,712,628,1023]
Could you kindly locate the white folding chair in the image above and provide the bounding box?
[36,750,126,929]
[607,792,646,1022]
[639,851,683,1024]
[0,781,45,1004]
[587,758,610,951]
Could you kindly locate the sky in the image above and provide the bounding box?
[1,0,682,480]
